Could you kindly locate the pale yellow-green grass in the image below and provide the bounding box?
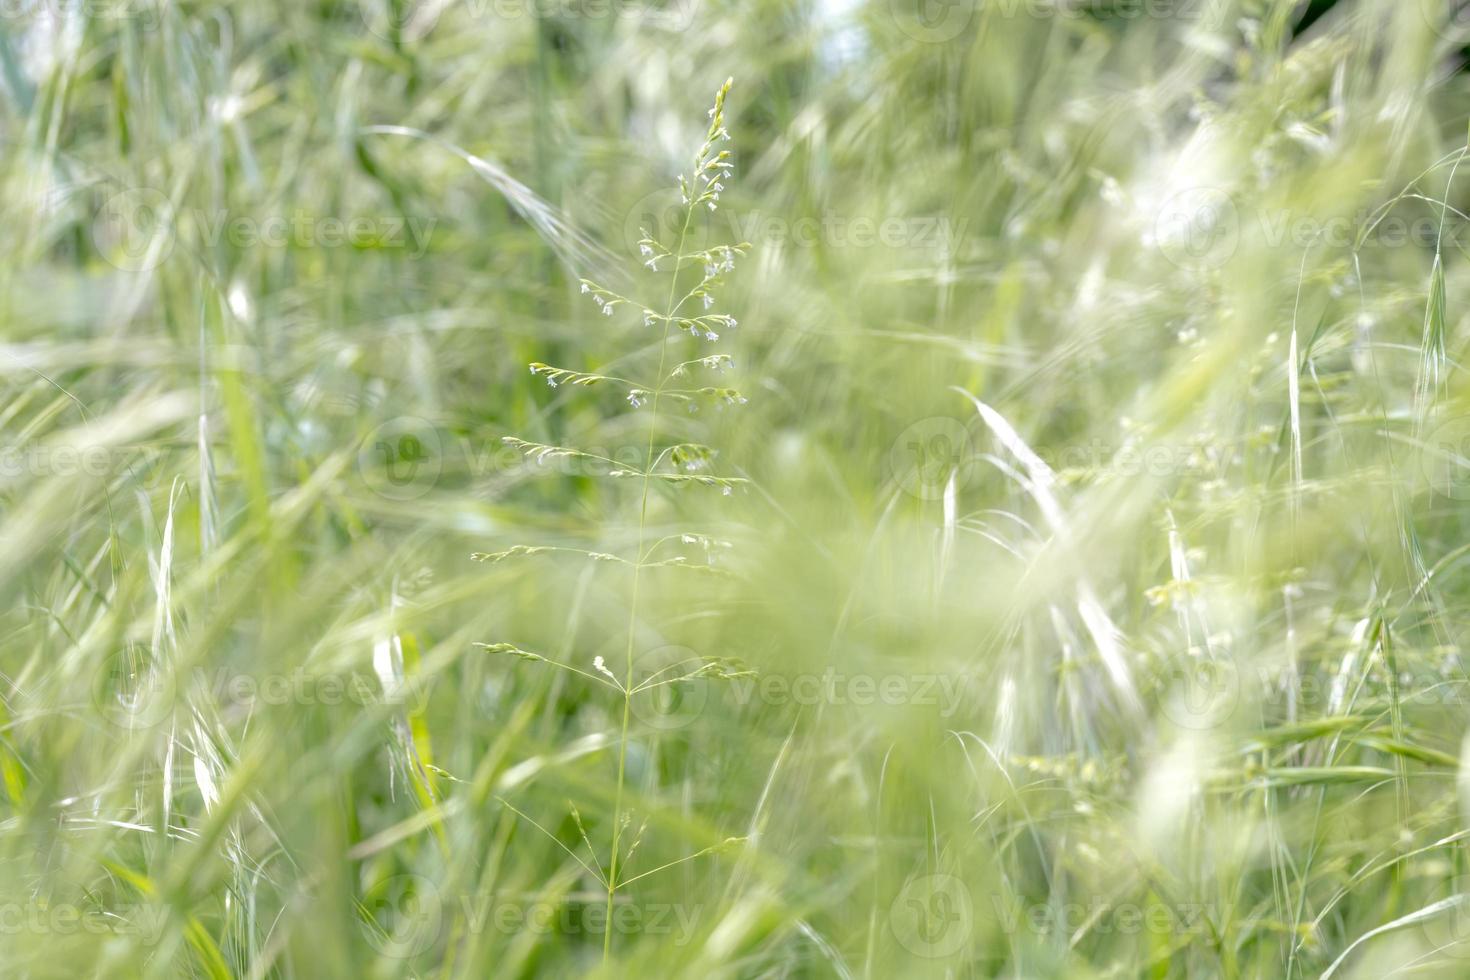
[4,1,1470,977]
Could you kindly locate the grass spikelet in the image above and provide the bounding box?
[481,78,752,965]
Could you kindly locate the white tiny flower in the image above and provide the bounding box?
[603,305,614,316]
[640,244,653,257]
[645,257,658,270]
[580,283,590,293]
[703,294,714,309]
[706,331,719,342]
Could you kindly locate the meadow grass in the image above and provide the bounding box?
[6,0,1470,977]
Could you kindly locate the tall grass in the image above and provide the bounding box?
[6,0,1470,977]
[480,76,752,965]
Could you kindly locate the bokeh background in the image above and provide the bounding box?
[5,0,1470,976]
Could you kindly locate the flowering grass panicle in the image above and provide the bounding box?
[477,77,754,964]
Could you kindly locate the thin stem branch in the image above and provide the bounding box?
[497,797,609,889]
[604,185,697,967]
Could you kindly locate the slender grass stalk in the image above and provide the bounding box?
[603,179,697,965]
[482,78,749,967]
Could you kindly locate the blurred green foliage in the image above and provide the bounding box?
[5,0,1470,976]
